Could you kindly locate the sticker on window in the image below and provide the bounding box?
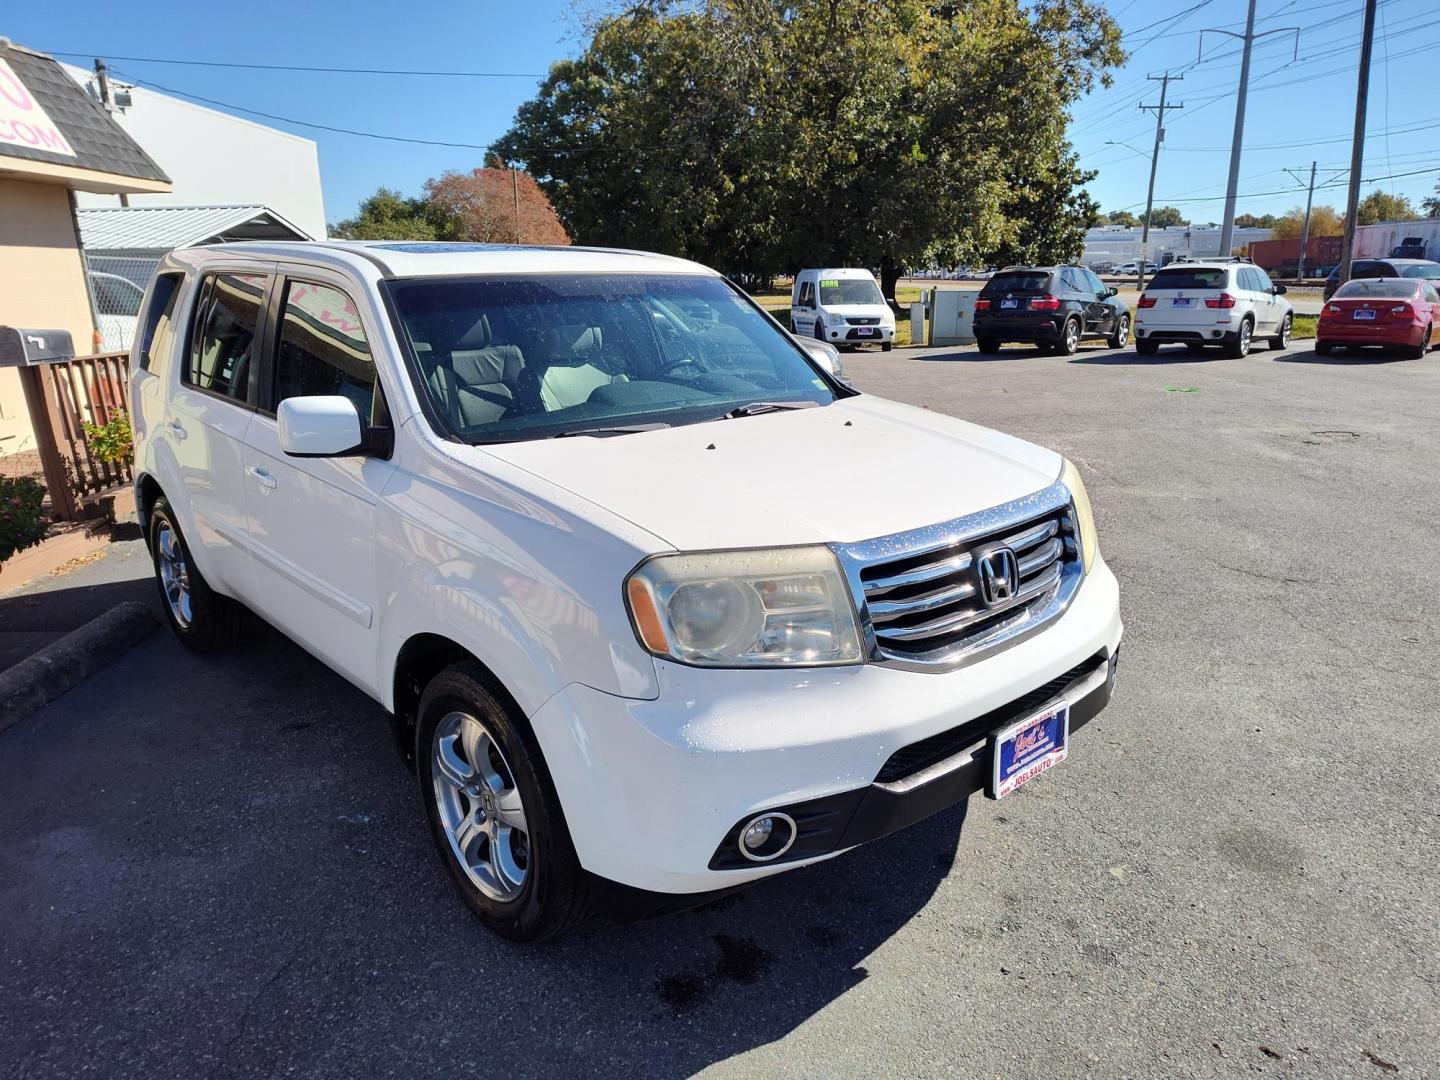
[819,279,840,288]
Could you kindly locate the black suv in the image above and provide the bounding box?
[973,266,1131,355]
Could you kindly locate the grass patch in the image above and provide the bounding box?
[1293,314,1317,339]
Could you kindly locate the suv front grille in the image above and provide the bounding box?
[846,316,881,326]
[836,484,1082,670]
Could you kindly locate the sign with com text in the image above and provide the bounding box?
[0,58,76,158]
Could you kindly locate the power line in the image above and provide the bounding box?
[44,49,543,78]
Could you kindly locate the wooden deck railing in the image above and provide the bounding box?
[18,351,132,522]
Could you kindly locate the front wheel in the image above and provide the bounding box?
[1056,317,1081,356]
[417,663,594,941]
[148,496,243,652]
[1224,318,1253,358]
[1270,313,1292,351]
[881,341,893,352]
[1107,314,1131,349]
[814,320,825,342]
[1136,338,1160,356]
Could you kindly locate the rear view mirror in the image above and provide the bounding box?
[278,396,364,457]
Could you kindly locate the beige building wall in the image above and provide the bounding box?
[0,177,95,458]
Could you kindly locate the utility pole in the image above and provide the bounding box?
[93,59,128,207]
[1201,5,1300,257]
[1337,0,1379,288]
[1284,162,1317,280]
[1137,73,1182,291]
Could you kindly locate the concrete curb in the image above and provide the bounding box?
[0,601,158,736]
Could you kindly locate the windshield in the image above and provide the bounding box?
[1399,264,1440,279]
[1147,268,1226,290]
[818,277,883,305]
[386,273,837,443]
[1333,279,1419,299]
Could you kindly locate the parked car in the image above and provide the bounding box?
[972,266,1131,355]
[1115,261,1157,276]
[1323,258,1440,300]
[790,267,895,351]
[130,241,1122,941]
[1315,277,1440,358]
[89,270,146,352]
[1134,261,1292,358]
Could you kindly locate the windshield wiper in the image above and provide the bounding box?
[722,400,822,419]
[549,422,671,439]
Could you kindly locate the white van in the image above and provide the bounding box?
[791,267,895,351]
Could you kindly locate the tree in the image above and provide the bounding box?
[424,168,569,245]
[329,187,447,240]
[1234,213,1276,229]
[494,0,1124,297]
[1102,210,1140,227]
[1354,189,1415,226]
[1141,205,1186,228]
[1272,204,1342,240]
[1423,178,1440,218]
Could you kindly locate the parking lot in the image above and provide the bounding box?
[3,337,1437,1079]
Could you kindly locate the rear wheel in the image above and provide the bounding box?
[1136,338,1160,356]
[418,662,594,941]
[1314,340,1333,356]
[1406,325,1431,359]
[1057,317,1081,356]
[148,497,243,652]
[1224,318,1253,358]
[1270,312,1292,350]
[1107,314,1131,349]
[976,337,1000,354]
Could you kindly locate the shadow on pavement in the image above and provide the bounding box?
[917,347,1049,362]
[1272,349,1412,366]
[0,619,966,1078]
[1068,348,1231,365]
[0,576,158,671]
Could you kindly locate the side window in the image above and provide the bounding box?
[1425,283,1439,303]
[273,280,377,424]
[799,282,814,307]
[136,272,183,373]
[186,272,267,403]
[1084,270,1106,294]
[1252,268,1274,292]
[1239,268,1261,292]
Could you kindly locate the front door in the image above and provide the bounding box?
[242,274,395,695]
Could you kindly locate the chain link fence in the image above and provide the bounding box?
[83,253,161,353]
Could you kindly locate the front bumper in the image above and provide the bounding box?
[529,554,1123,895]
[826,323,894,344]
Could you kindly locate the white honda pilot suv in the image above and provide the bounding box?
[130,242,1123,940]
[1134,259,1293,357]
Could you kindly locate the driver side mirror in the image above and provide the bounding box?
[1272,284,1288,295]
[1105,287,1118,298]
[278,395,369,457]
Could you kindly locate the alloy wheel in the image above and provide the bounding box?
[1065,319,1079,353]
[1278,315,1292,349]
[156,522,193,629]
[431,710,530,902]
[1238,320,1252,356]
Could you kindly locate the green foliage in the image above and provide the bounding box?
[0,476,47,566]
[494,0,1124,290]
[329,187,454,241]
[1103,210,1140,227]
[1424,179,1440,218]
[1354,189,1416,226]
[1234,213,1277,229]
[1141,206,1186,228]
[82,410,133,467]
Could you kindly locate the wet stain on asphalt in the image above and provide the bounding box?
[655,933,776,1014]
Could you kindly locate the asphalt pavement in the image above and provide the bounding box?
[2,337,1437,1079]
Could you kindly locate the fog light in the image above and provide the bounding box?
[736,812,797,862]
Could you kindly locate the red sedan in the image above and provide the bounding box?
[1316,277,1440,358]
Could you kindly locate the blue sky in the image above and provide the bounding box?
[7,0,1438,228]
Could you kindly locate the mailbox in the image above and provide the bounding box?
[0,327,76,367]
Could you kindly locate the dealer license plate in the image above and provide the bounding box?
[989,701,1070,799]
[1354,309,1376,320]
[1171,298,1194,307]
[1000,298,1019,309]
[855,326,875,336]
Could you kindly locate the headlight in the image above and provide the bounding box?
[625,547,863,667]
[1060,459,1098,571]
[826,311,849,325]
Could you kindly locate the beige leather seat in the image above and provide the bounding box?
[535,325,622,410]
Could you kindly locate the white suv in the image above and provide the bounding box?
[130,242,1122,940]
[1134,261,1293,357]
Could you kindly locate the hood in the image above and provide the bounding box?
[478,396,1063,551]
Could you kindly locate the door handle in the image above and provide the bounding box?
[247,465,278,490]
[167,419,187,440]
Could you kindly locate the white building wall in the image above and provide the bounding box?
[1082,225,1274,267]
[63,65,326,238]
[1353,219,1440,260]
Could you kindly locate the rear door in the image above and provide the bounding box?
[793,277,815,334]
[168,267,272,603]
[1080,269,1113,334]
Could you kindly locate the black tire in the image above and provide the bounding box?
[1224,317,1253,359]
[1056,317,1081,356]
[1270,312,1292,351]
[881,341,893,352]
[148,496,243,652]
[1314,340,1333,356]
[976,337,1001,354]
[814,319,825,342]
[416,662,594,941]
[1107,314,1131,349]
[1136,338,1160,356]
[1406,326,1431,360]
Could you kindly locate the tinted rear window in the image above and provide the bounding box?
[983,272,1051,293]
[1399,263,1440,279]
[1333,279,1419,299]
[1147,268,1227,290]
